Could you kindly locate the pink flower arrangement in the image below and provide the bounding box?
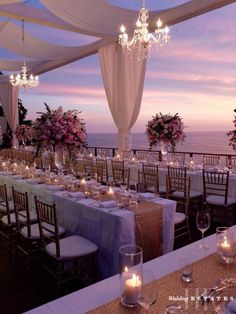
[146,112,186,150]
[32,104,87,154]
[226,109,236,151]
[15,124,33,145]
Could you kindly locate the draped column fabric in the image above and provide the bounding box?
[99,42,146,152]
[0,76,19,147]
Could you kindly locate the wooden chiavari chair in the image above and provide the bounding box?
[203,170,236,225]
[203,155,220,167]
[83,156,94,176]
[112,168,130,188]
[135,150,148,161]
[137,171,159,194]
[166,174,191,243]
[0,184,16,259]
[35,197,98,292]
[96,158,108,184]
[227,156,236,170]
[12,188,39,263]
[171,153,185,165]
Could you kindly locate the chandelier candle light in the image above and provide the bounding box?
[10,20,39,89]
[119,0,170,59]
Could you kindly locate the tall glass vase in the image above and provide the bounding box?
[160,141,169,163]
[54,147,65,173]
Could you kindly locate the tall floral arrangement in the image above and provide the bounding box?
[15,124,33,146]
[146,112,186,150]
[226,109,236,151]
[32,104,87,155]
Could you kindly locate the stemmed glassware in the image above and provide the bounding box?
[196,210,210,250]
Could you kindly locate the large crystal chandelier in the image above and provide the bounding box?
[119,0,170,59]
[10,20,39,89]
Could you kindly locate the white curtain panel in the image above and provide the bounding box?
[0,76,19,147]
[99,42,146,152]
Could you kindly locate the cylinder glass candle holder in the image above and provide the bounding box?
[119,245,143,307]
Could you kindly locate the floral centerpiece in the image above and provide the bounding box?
[15,124,33,146]
[146,112,186,151]
[226,109,236,151]
[32,104,87,156]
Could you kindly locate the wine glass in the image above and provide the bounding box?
[196,210,210,249]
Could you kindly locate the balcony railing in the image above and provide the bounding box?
[86,146,236,167]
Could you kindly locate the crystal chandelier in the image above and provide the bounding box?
[10,20,39,89]
[119,0,170,59]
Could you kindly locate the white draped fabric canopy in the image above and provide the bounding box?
[0,0,234,150]
[0,76,18,147]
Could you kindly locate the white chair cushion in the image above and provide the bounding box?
[206,195,236,206]
[0,200,14,213]
[174,212,186,224]
[20,222,65,240]
[46,235,98,260]
[1,210,37,226]
[172,190,202,199]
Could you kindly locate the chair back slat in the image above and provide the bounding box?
[137,171,159,194]
[168,166,187,179]
[12,188,31,237]
[203,170,229,205]
[0,184,11,225]
[96,158,108,183]
[35,197,60,258]
[203,155,220,166]
[83,157,94,175]
[142,164,158,175]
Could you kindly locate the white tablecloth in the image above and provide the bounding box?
[0,174,176,278]
[25,225,236,314]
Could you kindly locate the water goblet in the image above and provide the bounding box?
[196,210,210,250]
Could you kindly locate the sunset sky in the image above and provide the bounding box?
[7,0,236,134]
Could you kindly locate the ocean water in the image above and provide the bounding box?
[87,131,235,155]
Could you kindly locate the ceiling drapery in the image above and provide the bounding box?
[0,0,234,74]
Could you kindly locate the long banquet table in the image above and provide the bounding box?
[25,225,236,314]
[0,173,176,278]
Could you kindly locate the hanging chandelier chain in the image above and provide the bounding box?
[9,19,39,89]
[22,19,26,66]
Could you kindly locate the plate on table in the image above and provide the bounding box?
[210,282,236,313]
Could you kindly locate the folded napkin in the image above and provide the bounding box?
[64,191,84,199]
[226,299,236,313]
[99,200,117,208]
[0,171,12,176]
[46,185,64,191]
[138,192,155,200]
[12,174,24,179]
[25,178,41,185]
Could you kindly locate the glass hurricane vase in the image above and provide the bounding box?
[160,141,169,163]
[54,148,65,173]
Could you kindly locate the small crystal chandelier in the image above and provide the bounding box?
[119,0,170,59]
[10,20,39,89]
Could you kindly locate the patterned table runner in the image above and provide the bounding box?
[88,253,235,313]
